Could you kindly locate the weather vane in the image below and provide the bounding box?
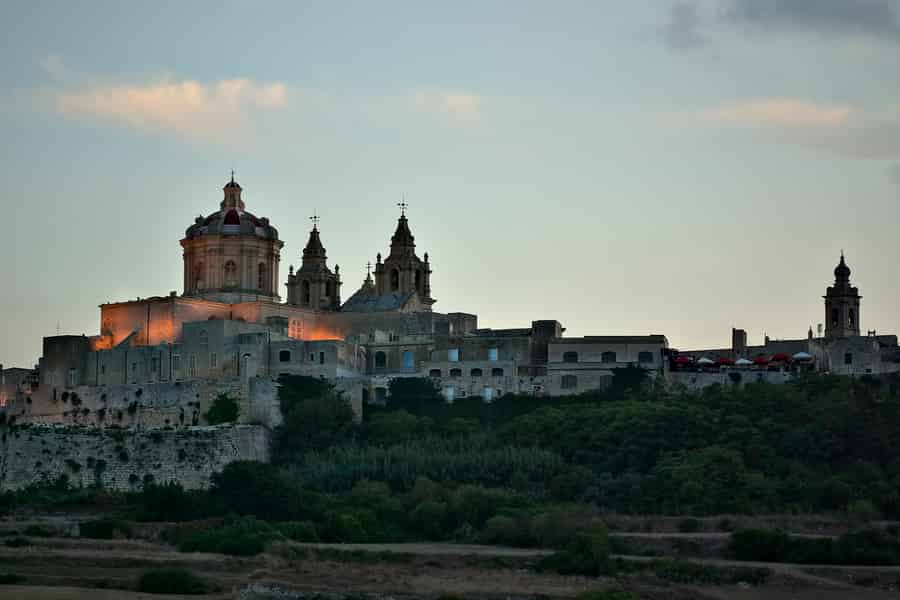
[310,210,320,228]
[397,197,408,217]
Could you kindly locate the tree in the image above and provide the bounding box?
[205,394,240,425]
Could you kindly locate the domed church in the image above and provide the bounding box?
[181,174,283,303]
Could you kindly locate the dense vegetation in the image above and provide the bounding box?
[2,372,900,565]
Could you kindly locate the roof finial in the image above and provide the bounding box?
[397,195,408,217]
[309,210,320,230]
[230,169,235,184]
[365,261,372,276]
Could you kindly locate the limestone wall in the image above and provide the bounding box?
[668,369,795,390]
[0,424,270,491]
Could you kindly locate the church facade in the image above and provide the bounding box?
[7,177,668,425]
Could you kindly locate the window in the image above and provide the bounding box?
[132,362,138,373]
[470,368,483,377]
[449,368,462,377]
[601,351,617,364]
[849,308,856,327]
[390,269,400,291]
[561,374,578,389]
[302,280,311,306]
[375,387,388,404]
[487,348,499,361]
[67,368,77,387]
[448,349,459,362]
[279,350,291,363]
[375,351,387,368]
[402,350,414,370]
[429,369,442,378]
[562,351,578,363]
[150,357,159,372]
[210,353,217,369]
[224,261,238,287]
[415,269,423,294]
[198,329,208,346]
[491,367,504,377]
[638,351,654,364]
[831,308,839,328]
[100,365,106,376]
[319,352,325,365]
[173,355,181,373]
[309,353,315,362]
[193,262,204,292]
[845,352,853,365]
[258,263,267,292]
[189,354,196,377]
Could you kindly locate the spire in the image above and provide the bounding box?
[221,172,244,211]
[390,201,415,252]
[302,214,326,262]
[834,251,851,283]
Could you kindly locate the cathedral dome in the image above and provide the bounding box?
[183,177,279,242]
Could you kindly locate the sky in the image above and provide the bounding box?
[3,0,900,368]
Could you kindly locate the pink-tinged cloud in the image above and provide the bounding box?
[56,78,288,138]
[412,90,481,120]
[704,98,852,127]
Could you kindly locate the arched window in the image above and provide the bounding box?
[415,269,423,294]
[257,263,267,292]
[402,350,414,370]
[638,351,654,364]
[561,374,578,389]
[491,367,504,377]
[326,280,334,297]
[429,369,442,378]
[390,269,400,292]
[279,350,291,363]
[302,280,311,306]
[601,351,617,364]
[449,368,462,377]
[470,368,483,377]
[224,260,238,287]
[562,351,578,363]
[193,262,204,292]
[198,329,208,346]
[831,308,840,328]
[375,351,387,368]
[848,308,856,327]
[844,352,853,365]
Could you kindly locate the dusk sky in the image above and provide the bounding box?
[4,0,900,369]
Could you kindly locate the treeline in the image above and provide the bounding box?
[274,372,900,518]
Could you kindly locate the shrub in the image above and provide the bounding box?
[0,573,26,584]
[729,529,790,562]
[205,394,240,425]
[79,518,131,540]
[678,518,702,533]
[3,537,29,548]
[537,523,612,576]
[178,517,280,556]
[136,568,206,595]
[23,524,52,537]
[278,521,320,542]
[410,501,449,540]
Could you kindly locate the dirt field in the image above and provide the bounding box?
[2,520,899,599]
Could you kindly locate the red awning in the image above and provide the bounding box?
[674,356,693,364]
[715,357,734,365]
[753,356,770,365]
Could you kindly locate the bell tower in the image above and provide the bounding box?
[373,202,435,310]
[824,252,861,339]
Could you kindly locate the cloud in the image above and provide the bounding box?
[725,0,900,40]
[663,2,707,50]
[55,78,288,138]
[702,98,853,127]
[412,90,481,120]
[39,55,69,81]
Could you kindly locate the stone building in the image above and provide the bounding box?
[673,253,900,386]
[8,175,665,427]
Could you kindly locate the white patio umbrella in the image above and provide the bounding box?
[735,358,753,366]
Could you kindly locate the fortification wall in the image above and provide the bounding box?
[669,369,794,390]
[10,377,281,429]
[0,424,270,491]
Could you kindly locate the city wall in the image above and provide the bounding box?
[0,424,270,491]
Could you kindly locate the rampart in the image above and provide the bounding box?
[0,423,270,491]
